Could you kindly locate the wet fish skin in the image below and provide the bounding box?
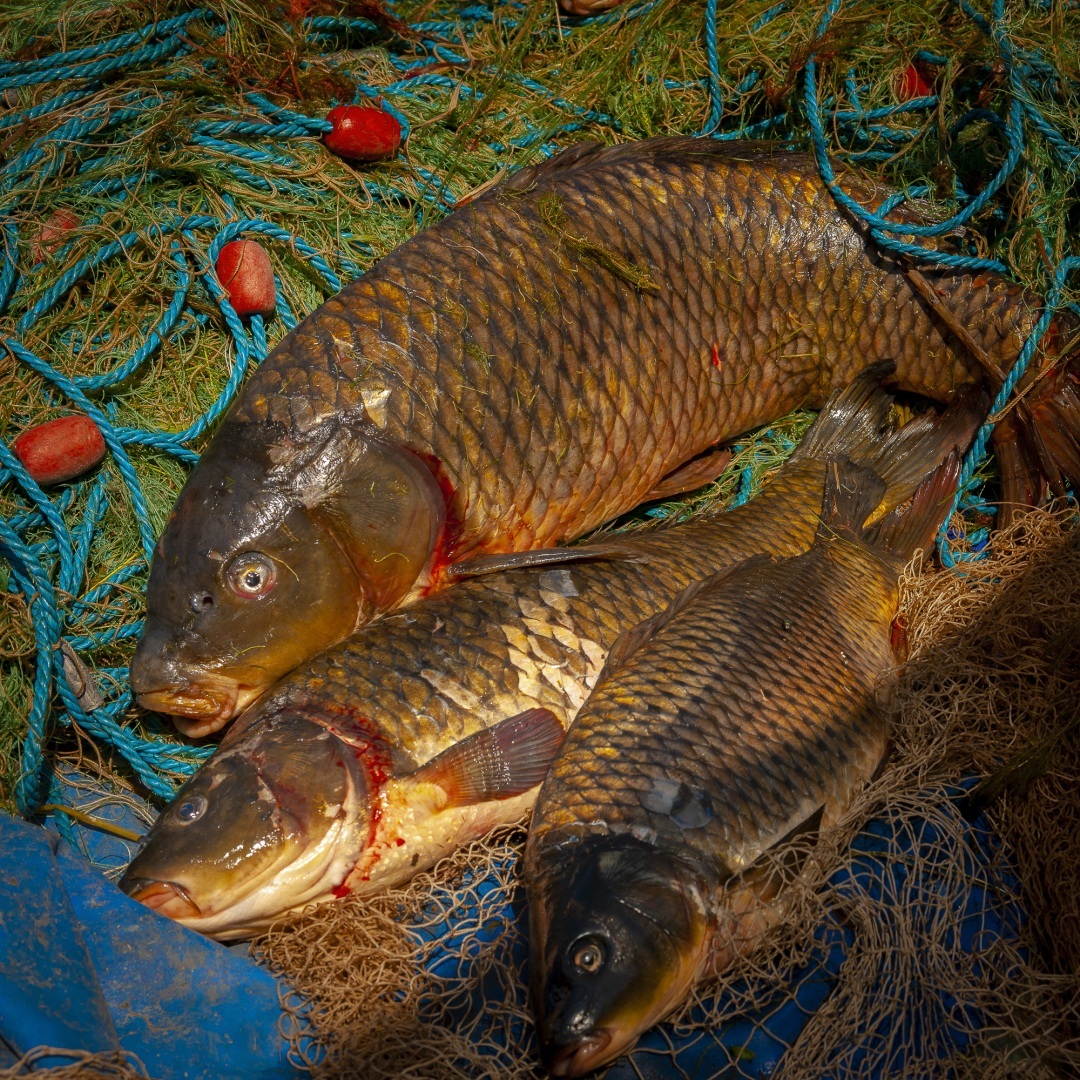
[134,137,1075,726]
[525,456,962,1076]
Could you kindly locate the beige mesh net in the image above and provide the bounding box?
[249,507,1080,1079]
[9,509,1076,1079]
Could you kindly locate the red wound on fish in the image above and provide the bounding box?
[416,451,463,593]
[331,883,351,898]
[890,613,909,659]
[323,105,401,163]
[711,343,722,368]
[411,708,565,808]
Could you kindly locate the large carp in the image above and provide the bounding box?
[525,452,961,1076]
[131,137,1079,732]
[119,370,979,939]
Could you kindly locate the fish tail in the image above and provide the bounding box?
[793,362,985,516]
[865,450,963,561]
[866,383,987,517]
[1023,365,1080,501]
[816,459,888,542]
[790,361,896,467]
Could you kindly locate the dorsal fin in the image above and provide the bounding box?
[500,142,608,192]
[498,137,818,197]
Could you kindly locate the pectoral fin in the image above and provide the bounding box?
[642,448,732,502]
[407,708,565,809]
[445,542,639,581]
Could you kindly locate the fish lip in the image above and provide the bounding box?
[135,680,258,732]
[546,1032,614,1077]
[123,878,203,921]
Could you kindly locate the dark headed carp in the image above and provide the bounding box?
[524,451,969,1077]
[119,370,980,939]
[132,137,1078,733]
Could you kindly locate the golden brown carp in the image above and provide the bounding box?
[118,370,980,939]
[524,452,967,1077]
[130,137,1076,732]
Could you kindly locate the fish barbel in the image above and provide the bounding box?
[525,452,969,1077]
[130,137,1077,733]
[119,369,977,939]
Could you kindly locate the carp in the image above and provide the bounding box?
[120,369,978,939]
[525,452,965,1076]
[131,137,1076,734]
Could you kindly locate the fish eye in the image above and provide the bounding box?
[226,553,277,599]
[571,938,606,975]
[173,794,207,825]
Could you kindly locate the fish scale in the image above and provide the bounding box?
[238,140,1027,558]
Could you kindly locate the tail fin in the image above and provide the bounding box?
[793,363,985,516]
[864,384,985,524]
[993,330,1080,528]
[867,450,962,561]
[816,459,888,542]
[1025,371,1080,493]
[790,361,896,467]
[816,453,962,563]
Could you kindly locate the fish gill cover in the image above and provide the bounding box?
[0,0,1077,1075]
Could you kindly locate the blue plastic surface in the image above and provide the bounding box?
[0,813,299,1078]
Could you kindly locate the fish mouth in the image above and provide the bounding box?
[135,681,262,735]
[122,878,202,921]
[546,1032,614,1077]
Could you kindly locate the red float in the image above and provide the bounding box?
[898,63,935,100]
[31,208,80,263]
[13,415,107,486]
[215,240,276,319]
[323,105,402,163]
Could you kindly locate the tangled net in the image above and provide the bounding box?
[252,506,1080,1079]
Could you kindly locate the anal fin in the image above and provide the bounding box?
[407,708,565,809]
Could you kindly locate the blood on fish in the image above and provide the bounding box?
[416,451,465,592]
[331,883,351,898]
[711,343,722,369]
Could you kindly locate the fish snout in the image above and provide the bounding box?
[130,635,249,731]
[120,877,202,921]
[544,1032,613,1077]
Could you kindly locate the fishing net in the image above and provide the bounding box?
[253,505,1080,1078]
[0,1049,149,1080]
[1,0,1079,1074]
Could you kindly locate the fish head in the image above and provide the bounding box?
[119,709,367,938]
[530,836,711,1077]
[132,420,445,733]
